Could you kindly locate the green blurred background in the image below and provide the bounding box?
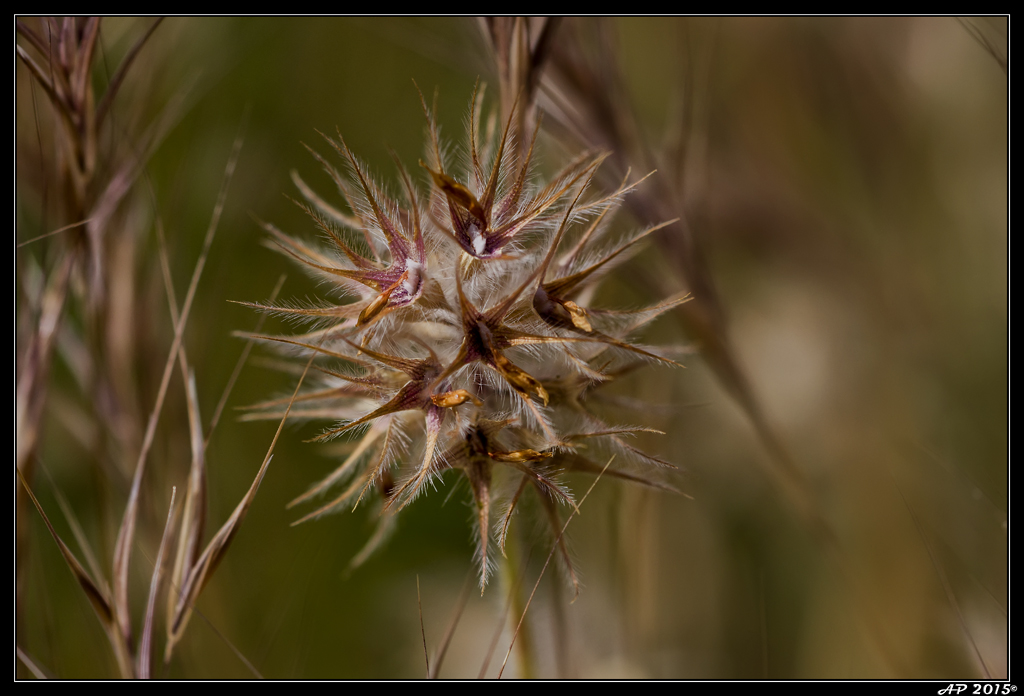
[16,17,1007,678]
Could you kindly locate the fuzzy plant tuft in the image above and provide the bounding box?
[245,85,688,591]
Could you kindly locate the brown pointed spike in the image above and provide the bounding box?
[255,214,338,268]
[290,422,387,509]
[329,131,400,247]
[480,90,521,216]
[556,171,628,273]
[538,488,580,599]
[469,78,485,187]
[496,151,604,236]
[268,237,374,288]
[295,147,363,227]
[237,333,365,364]
[544,219,676,299]
[498,475,531,553]
[428,341,471,397]
[413,80,445,175]
[337,336,422,376]
[593,331,685,368]
[390,152,424,255]
[381,418,443,513]
[485,164,595,325]
[468,464,493,592]
[307,392,413,443]
[501,112,542,215]
[285,194,375,270]
[228,299,359,321]
[453,258,480,326]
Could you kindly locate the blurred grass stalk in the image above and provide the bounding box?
[16,17,288,678]
[480,16,1006,679]
[17,16,171,677]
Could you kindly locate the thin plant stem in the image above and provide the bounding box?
[498,457,613,679]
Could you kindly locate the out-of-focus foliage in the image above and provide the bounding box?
[16,17,1006,679]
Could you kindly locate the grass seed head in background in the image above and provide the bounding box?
[246,86,687,590]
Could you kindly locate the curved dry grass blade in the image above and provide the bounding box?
[18,469,112,623]
[498,475,531,554]
[526,18,561,106]
[86,75,196,302]
[165,332,322,664]
[95,17,163,127]
[49,484,108,598]
[137,487,177,680]
[187,608,264,679]
[16,646,48,679]
[478,544,533,679]
[498,457,612,678]
[17,468,132,677]
[17,251,73,475]
[15,19,48,57]
[69,17,99,108]
[16,45,65,114]
[427,570,473,679]
[888,467,992,678]
[167,371,207,634]
[155,222,210,641]
[205,274,287,446]
[957,17,1007,74]
[539,23,809,537]
[561,452,681,495]
[417,575,429,677]
[17,217,93,248]
[537,488,579,599]
[114,111,246,651]
[166,456,275,662]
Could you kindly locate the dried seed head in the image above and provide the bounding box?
[249,87,685,589]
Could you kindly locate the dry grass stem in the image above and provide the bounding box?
[497,456,612,678]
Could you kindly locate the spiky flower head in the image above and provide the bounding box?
[245,87,687,591]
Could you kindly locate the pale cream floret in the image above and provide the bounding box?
[469,222,486,256]
[403,259,424,295]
